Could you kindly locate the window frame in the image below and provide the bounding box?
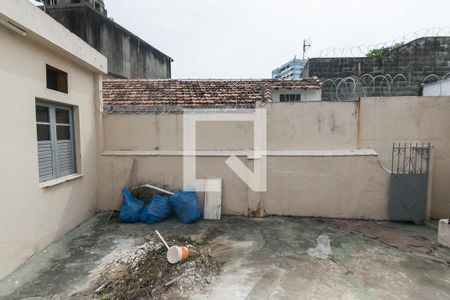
[36,100,76,183]
[46,64,68,94]
[279,93,302,102]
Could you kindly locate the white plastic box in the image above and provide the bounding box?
[438,219,450,248]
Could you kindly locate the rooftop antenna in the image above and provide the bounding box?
[302,38,311,60]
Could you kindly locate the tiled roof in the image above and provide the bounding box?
[102,79,321,109]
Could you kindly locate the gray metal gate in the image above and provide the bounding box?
[389,143,431,221]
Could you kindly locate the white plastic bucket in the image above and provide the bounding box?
[167,245,189,264]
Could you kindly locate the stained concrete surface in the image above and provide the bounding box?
[1,213,450,299]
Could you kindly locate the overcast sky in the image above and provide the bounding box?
[33,0,450,78]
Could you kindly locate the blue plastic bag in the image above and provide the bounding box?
[140,195,174,224]
[119,188,144,223]
[169,188,201,224]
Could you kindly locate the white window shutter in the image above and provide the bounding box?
[56,140,75,177]
[38,141,54,182]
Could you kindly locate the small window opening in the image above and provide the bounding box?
[46,65,68,94]
[280,94,301,102]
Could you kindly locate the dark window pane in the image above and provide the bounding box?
[296,94,301,101]
[280,94,286,102]
[290,94,296,101]
[37,124,50,141]
[57,126,71,140]
[46,67,58,90]
[46,65,68,93]
[36,106,49,123]
[56,109,70,124]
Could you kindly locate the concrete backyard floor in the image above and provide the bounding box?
[1,213,450,300]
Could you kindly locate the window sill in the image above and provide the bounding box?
[39,174,84,188]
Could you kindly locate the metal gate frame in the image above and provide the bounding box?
[389,143,431,221]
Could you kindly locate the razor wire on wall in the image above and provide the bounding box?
[102,73,450,113]
[322,72,450,101]
[317,27,450,57]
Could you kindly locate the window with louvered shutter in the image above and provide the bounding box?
[36,102,76,182]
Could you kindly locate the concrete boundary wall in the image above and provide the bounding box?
[359,97,450,218]
[98,97,450,219]
[98,153,390,219]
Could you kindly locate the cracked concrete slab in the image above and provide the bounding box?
[1,213,450,299]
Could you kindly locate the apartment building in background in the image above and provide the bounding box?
[272,58,306,80]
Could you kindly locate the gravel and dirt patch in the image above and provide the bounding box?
[89,234,222,300]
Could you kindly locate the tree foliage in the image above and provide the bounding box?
[366,43,404,58]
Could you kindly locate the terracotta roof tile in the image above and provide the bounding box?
[102,79,322,109]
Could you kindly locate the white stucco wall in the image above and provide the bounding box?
[359,97,450,219]
[0,0,106,279]
[98,151,389,220]
[0,0,106,73]
[97,102,389,220]
[98,97,450,220]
